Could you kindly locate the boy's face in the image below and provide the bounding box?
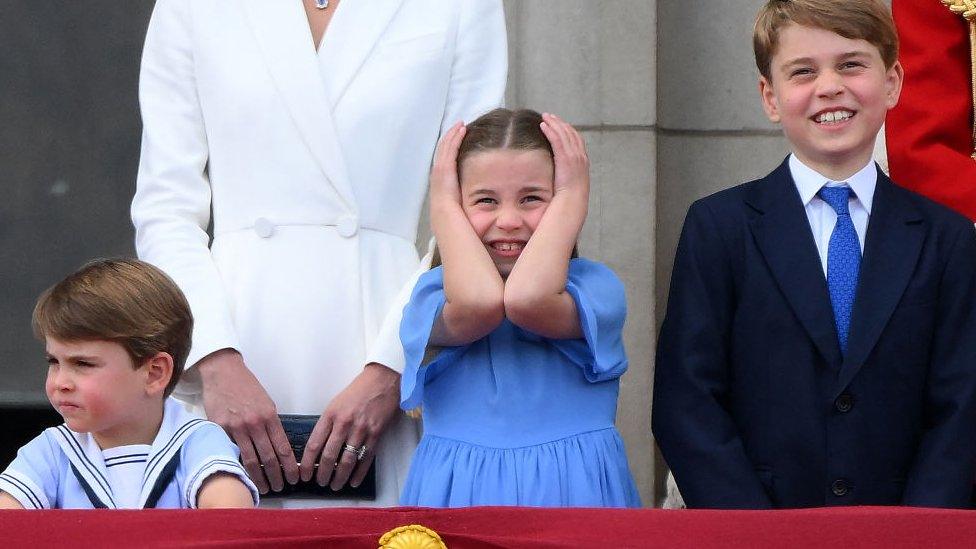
[44,337,161,449]
[759,24,903,178]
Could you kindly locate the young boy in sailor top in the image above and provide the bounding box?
[0,259,257,509]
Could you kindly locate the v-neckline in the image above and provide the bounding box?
[307,0,339,55]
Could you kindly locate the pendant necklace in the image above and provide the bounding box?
[315,0,329,9]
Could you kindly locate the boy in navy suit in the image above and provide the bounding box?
[653,0,976,509]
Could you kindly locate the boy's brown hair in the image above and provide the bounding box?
[32,258,193,397]
[753,0,899,80]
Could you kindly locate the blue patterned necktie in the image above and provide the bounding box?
[818,185,860,355]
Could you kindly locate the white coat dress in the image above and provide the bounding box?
[131,0,507,506]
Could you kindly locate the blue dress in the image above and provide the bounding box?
[399,258,641,507]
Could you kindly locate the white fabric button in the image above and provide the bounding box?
[336,215,358,238]
[253,217,274,238]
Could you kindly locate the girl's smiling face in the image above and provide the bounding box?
[459,149,554,277]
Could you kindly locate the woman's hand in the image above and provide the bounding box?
[428,122,466,207]
[540,112,590,200]
[298,363,401,490]
[198,348,300,494]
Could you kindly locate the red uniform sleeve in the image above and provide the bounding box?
[887,1,976,221]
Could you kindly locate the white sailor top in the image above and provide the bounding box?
[0,398,258,509]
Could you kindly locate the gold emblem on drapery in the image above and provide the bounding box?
[942,0,976,158]
[378,524,447,549]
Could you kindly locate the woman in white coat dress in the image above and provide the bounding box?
[131,0,507,506]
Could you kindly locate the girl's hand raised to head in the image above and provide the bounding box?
[429,122,467,206]
[502,112,587,340]
[540,113,590,198]
[427,120,505,346]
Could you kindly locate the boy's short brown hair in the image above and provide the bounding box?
[753,0,899,80]
[32,258,192,397]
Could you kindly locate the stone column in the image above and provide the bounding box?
[654,0,789,501]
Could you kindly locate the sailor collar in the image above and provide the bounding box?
[52,398,210,509]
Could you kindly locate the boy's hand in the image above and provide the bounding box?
[197,348,300,494]
[540,113,590,199]
[429,122,466,206]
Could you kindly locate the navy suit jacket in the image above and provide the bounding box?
[653,158,976,509]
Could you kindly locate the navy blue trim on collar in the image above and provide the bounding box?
[69,463,108,509]
[55,426,114,506]
[143,452,180,509]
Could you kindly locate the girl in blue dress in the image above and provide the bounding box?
[398,108,641,507]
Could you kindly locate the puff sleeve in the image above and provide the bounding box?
[549,259,629,382]
[399,267,471,410]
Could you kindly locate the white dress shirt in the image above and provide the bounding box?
[789,155,876,276]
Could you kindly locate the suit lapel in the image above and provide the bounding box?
[240,0,357,211]
[319,0,406,107]
[834,169,925,395]
[748,159,843,367]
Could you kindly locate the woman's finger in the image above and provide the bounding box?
[316,419,348,486]
[250,422,284,492]
[349,434,379,488]
[233,430,268,494]
[299,415,332,482]
[330,425,368,491]
[267,419,299,485]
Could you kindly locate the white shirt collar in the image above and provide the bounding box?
[789,154,877,214]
